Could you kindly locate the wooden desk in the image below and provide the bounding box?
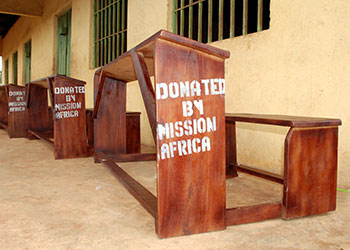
[225,113,341,223]
[26,75,88,159]
[0,84,28,137]
[0,85,8,130]
[94,30,230,238]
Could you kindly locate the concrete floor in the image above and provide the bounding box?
[0,129,349,250]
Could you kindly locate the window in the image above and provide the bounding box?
[24,40,32,83]
[173,0,270,43]
[57,9,71,76]
[94,0,128,67]
[4,59,8,84]
[12,52,18,84]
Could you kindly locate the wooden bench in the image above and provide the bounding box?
[225,113,341,223]
[0,84,28,137]
[26,75,89,159]
[94,30,230,238]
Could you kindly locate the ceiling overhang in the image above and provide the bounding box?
[0,0,43,17]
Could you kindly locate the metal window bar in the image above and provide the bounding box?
[94,0,127,67]
[173,0,269,43]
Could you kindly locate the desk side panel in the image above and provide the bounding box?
[154,39,227,238]
[28,85,50,133]
[53,77,88,159]
[283,127,338,218]
[7,85,28,138]
[94,75,127,156]
[0,87,8,125]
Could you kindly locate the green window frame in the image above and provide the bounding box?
[24,40,32,83]
[173,0,270,43]
[57,9,71,76]
[12,52,18,85]
[4,59,9,84]
[94,0,128,67]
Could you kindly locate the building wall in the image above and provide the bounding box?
[1,0,349,186]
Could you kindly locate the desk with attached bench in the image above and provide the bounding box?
[0,84,28,138]
[225,113,341,223]
[26,75,88,159]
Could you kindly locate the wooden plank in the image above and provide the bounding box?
[27,84,50,134]
[28,129,54,146]
[6,85,28,138]
[154,38,227,238]
[0,121,8,130]
[52,76,88,159]
[95,152,157,218]
[130,50,157,142]
[225,121,238,178]
[0,86,8,127]
[109,153,156,162]
[93,71,106,118]
[126,112,141,154]
[226,202,282,226]
[226,113,342,128]
[237,164,284,184]
[94,75,127,156]
[283,127,339,219]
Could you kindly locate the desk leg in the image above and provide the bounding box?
[283,127,338,219]
[226,121,238,178]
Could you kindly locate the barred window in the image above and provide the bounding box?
[94,0,128,67]
[173,0,270,43]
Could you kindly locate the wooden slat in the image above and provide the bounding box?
[243,0,248,35]
[95,152,157,218]
[237,164,284,184]
[225,113,342,128]
[93,71,106,118]
[226,202,282,226]
[109,153,156,162]
[28,129,54,146]
[116,0,121,57]
[230,0,235,37]
[0,121,8,130]
[130,50,157,142]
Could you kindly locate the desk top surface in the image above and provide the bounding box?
[28,74,86,89]
[226,113,342,127]
[96,30,230,82]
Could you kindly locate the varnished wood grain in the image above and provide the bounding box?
[154,38,227,238]
[225,121,238,178]
[283,127,339,218]
[226,202,282,226]
[226,113,342,127]
[0,86,8,128]
[7,85,28,138]
[51,76,88,159]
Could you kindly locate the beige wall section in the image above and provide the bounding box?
[126,0,169,146]
[212,0,350,187]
